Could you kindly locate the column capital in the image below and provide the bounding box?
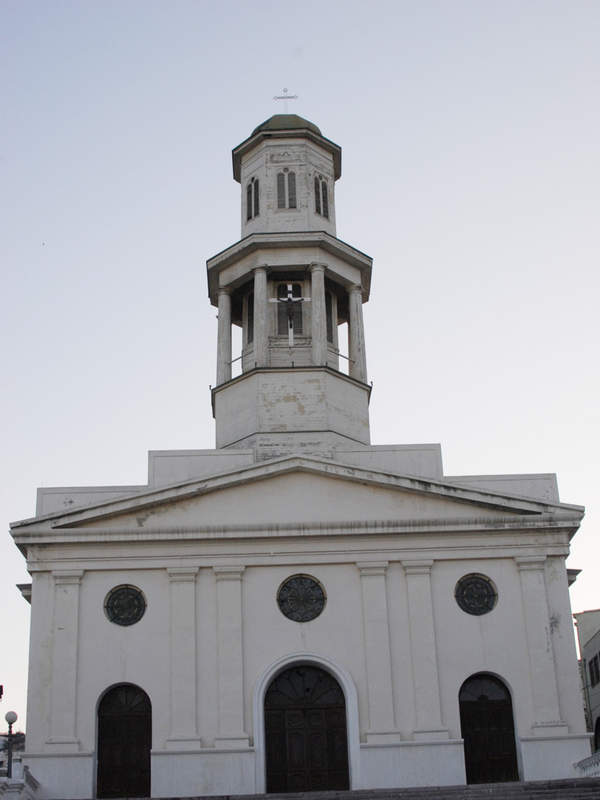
[349,283,363,295]
[402,559,434,576]
[213,565,245,582]
[52,570,84,586]
[253,264,268,275]
[309,262,326,273]
[356,561,388,577]
[217,286,231,296]
[515,556,547,571]
[167,567,199,583]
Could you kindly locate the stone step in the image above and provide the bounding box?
[152,778,600,800]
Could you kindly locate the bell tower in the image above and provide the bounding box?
[207,114,372,460]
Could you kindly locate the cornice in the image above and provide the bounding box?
[10,454,583,539]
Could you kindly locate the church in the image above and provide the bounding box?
[11,114,592,799]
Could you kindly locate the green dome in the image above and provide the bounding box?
[251,114,322,137]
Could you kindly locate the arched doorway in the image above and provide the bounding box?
[594,717,600,752]
[459,673,519,784]
[97,683,151,798]
[264,665,349,792]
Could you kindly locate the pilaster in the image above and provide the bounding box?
[402,560,448,741]
[357,561,400,743]
[47,570,83,750]
[213,566,249,748]
[515,556,567,735]
[166,567,200,748]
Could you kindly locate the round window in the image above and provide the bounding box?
[455,574,497,616]
[104,585,146,626]
[277,575,326,622]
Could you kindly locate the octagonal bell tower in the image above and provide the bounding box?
[207,115,373,460]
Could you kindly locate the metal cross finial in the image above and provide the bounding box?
[273,88,298,114]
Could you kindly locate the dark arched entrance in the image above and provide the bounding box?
[97,683,151,798]
[594,717,600,752]
[459,673,519,784]
[265,665,349,792]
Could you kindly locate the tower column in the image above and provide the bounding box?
[348,284,367,382]
[217,288,231,385]
[253,266,268,367]
[311,263,327,366]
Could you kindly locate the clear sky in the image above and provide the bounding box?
[2,0,599,727]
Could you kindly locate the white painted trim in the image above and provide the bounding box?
[252,652,361,793]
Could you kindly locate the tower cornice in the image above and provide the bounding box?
[232,124,342,182]
[206,230,372,305]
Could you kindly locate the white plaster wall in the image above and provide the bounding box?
[147,449,254,487]
[242,563,369,742]
[239,139,336,237]
[213,369,371,450]
[446,474,560,503]
[335,444,443,480]
[431,559,533,740]
[75,570,170,754]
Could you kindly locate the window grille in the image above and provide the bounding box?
[315,175,329,219]
[277,172,286,209]
[247,177,259,220]
[321,181,329,218]
[277,170,297,209]
[288,172,296,208]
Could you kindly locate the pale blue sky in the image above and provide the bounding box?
[2,0,599,726]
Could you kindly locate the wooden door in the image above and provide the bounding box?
[459,673,519,784]
[265,666,349,792]
[97,684,151,798]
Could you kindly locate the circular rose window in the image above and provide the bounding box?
[277,575,326,622]
[455,574,497,616]
[104,585,146,626]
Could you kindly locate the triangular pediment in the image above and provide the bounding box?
[11,456,582,544]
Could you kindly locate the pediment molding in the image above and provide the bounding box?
[11,455,583,541]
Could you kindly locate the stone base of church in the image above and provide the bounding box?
[519,734,593,781]
[357,739,466,788]
[23,753,94,800]
[22,734,594,798]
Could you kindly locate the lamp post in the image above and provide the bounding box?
[4,711,17,779]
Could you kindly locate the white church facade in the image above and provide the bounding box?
[11,115,591,799]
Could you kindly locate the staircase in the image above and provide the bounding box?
[179,781,600,800]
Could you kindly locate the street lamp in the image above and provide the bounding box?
[4,712,17,779]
